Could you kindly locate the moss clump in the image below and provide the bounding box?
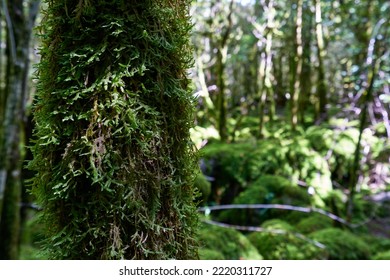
[296,214,333,234]
[372,251,390,260]
[360,235,390,256]
[198,224,262,260]
[247,219,315,260]
[199,249,225,260]
[200,142,258,203]
[29,0,198,259]
[307,228,371,259]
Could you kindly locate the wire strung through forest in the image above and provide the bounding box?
[198,203,374,228]
[198,203,377,249]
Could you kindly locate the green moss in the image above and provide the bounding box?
[296,214,333,234]
[199,249,225,260]
[29,0,198,259]
[372,251,390,260]
[247,219,314,260]
[306,126,334,152]
[307,228,371,260]
[201,142,258,203]
[360,235,390,255]
[198,224,262,260]
[201,137,332,207]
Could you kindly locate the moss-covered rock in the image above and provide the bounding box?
[199,249,225,260]
[247,219,315,260]
[296,214,333,234]
[201,135,334,207]
[198,224,262,260]
[307,228,371,259]
[200,142,259,204]
[360,235,390,256]
[372,251,390,260]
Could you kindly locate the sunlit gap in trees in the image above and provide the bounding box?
[237,0,254,5]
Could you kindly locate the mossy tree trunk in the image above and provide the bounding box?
[29,0,198,259]
[314,0,328,122]
[291,0,303,132]
[257,0,275,138]
[299,2,313,124]
[216,0,234,142]
[0,0,40,260]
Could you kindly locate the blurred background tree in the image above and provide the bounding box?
[0,0,40,260]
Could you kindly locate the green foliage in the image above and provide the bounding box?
[198,224,262,260]
[29,0,198,259]
[247,219,316,260]
[307,228,371,260]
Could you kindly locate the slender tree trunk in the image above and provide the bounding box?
[0,0,4,218]
[216,45,228,142]
[272,53,286,110]
[195,53,216,126]
[314,0,328,121]
[291,0,303,132]
[258,0,275,138]
[346,19,385,221]
[0,5,3,115]
[0,0,38,259]
[0,0,25,259]
[216,0,234,142]
[299,2,313,124]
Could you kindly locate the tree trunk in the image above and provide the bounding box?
[0,0,39,260]
[216,45,228,142]
[29,0,198,260]
[258,0,275,138]
[291,0,303,132]
[314,0,328,121]
[216,0,234,142]
[299,2,313,124]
